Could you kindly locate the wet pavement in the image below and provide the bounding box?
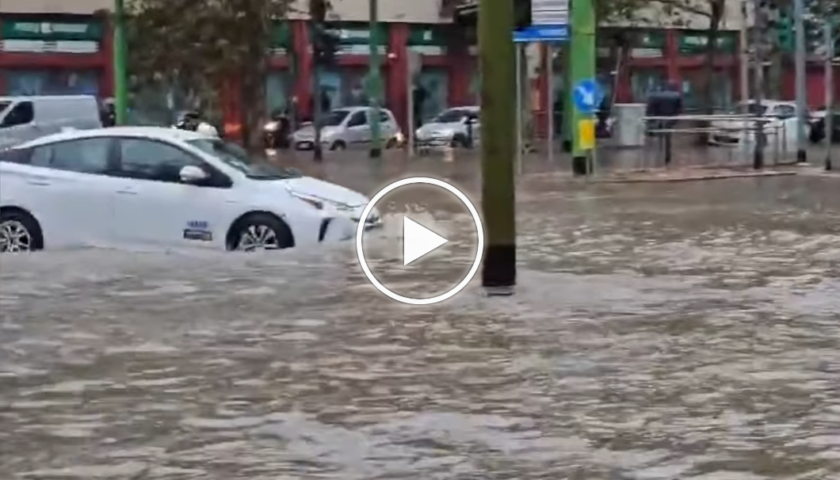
[1,154,840,479]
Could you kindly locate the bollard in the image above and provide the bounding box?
[443,145,455,163]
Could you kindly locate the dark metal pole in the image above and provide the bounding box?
[479,0,516,295]
[752,0,765,169]
[313,67,324,162]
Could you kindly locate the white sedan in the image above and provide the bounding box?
[0,127,381,253]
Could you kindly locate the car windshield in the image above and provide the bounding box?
[323,110,351,127]
[0,101,10,115]
[187,139,302,180]
[733,103,768,116]
[433,109,473,123]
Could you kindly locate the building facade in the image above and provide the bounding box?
[1,0,835,134]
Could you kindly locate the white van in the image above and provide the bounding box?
[0,95,103,149]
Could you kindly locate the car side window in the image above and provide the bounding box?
[774,105,795,119]
[347,111,367,127]
[0,147,32,164]
[379,111,390,123]
[117,138,202,183]
[27,138,112,174]
[0,102,34,128]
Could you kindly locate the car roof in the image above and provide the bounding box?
[333,106,393,114]
[0,95,97,102]
[16,126,211,148]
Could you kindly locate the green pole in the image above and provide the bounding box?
[479,0,516,294]
[367,0,383,158]
[113,0,129,125]
[568,0,596,175]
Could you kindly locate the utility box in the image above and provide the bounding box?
[612,103,646,147]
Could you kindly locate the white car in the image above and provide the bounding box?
[0,127,381,253]
[709,100,803,148]
[415,106,481,148]
[291,106,402,151]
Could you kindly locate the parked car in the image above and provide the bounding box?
[808,108,839,143]
[0,95,103,150]
[0,127,381,253]
[415,106,481,148]
[708,100,804,147]
[290,106,402,151]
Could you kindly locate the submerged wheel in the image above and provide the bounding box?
[228,213,294,251]
[0,210,42,253]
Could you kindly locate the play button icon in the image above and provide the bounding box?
[355,177,485,305]
[403,217,448,265]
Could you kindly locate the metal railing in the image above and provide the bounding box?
[595,114,796,172]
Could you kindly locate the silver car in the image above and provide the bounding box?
[291,106,402,151]
[415,106,480,148]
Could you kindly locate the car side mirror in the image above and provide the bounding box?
[179,165,209,184]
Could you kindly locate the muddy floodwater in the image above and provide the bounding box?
[1,156,839,479]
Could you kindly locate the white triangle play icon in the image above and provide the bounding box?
[403,216,448,266]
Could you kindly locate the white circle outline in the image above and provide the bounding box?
[355,177,485,305]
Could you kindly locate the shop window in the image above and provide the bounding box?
[3,69,99,96]
[266,71,292,116]
[681,69,733,113]
[630,68,667,103]
[416,68,449,122]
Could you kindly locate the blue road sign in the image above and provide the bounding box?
[572,78,604,114]
[512,25,569,43]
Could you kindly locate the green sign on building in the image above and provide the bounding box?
[0,19,103,41]
[315,23,387,55]
[408,25,447,55]
[271,22,292,55]
[679,31,737,54]
[630,31,666,58]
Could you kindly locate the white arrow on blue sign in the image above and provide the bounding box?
[512,25,569,43]
[572,79,604,114]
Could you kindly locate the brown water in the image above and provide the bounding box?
[1,155,839,479]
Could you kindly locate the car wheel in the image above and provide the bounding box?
[228,213,294,251]
[0,209,42,253]
[385,138,398,149]
[450,135,467,148]
[330,141,347,151]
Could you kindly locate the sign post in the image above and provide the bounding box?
[512,0,569,164]
[567,0,597,175]
[406,51,422,157]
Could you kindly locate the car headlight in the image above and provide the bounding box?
[289,191,353,212]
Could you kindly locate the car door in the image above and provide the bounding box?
[3,137,120,247]
[345,110,370,145]
[770,104,797,150]
[109,137,235,249]
[0,100,37,149]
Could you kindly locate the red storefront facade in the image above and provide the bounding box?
[0,13,113,98]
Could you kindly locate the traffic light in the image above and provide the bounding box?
[776,9,793,52]
[514,0,531,31]
[309,0,338,66]
[312,25,339,66]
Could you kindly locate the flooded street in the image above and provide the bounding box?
[1,155,840,479]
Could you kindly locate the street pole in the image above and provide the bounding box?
[546,46,553,162]
[113,0,129,125]
[516,43,523,174]
[479,0,516,295]
[739,0,750,165]
[825,13,834,171]
[739,0,749,107]
[313,67,324,162]
[367,0,383,158]
[794,0,808,163]
[752,0,766,169]
[569,0,596,176]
